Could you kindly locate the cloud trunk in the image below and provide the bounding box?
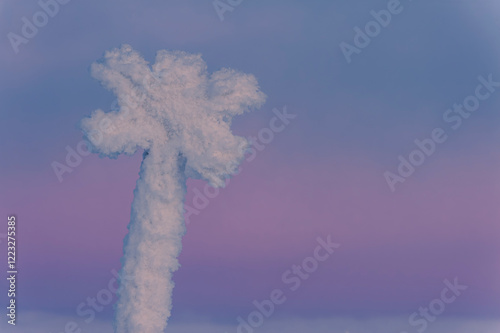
[114,145,187,333]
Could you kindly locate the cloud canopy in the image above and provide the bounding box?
[81,44,266,187]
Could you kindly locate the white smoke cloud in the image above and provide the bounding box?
[81,45,265,333]
[4,312,500,333]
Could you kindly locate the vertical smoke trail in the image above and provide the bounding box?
[80,45,265,333]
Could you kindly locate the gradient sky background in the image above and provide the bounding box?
[1,0,500,332]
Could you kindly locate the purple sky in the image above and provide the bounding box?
[1,0,500,332]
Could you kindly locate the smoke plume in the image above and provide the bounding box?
[81,45,266,333]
